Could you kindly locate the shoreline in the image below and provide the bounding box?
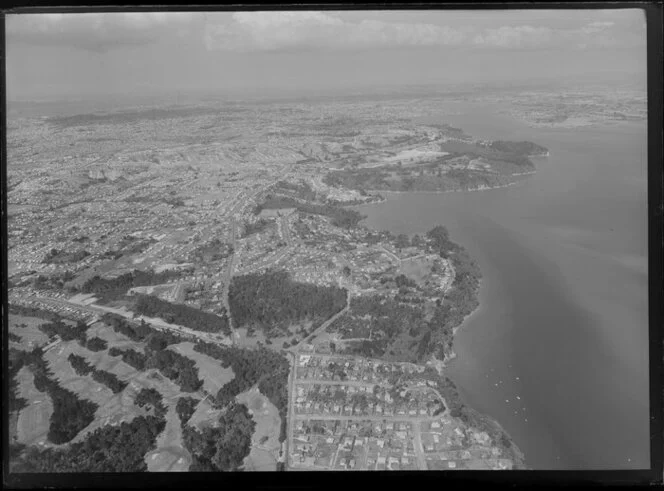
[358,191,527,467]
[357,177,532,201]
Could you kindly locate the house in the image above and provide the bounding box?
[377,439,385,448]
[431,421,441,429]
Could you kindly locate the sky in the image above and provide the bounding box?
[5,9,648,100]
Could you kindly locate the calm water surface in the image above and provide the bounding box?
[357,103,649,469]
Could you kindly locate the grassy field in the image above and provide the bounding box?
[86,321,147,354]
[145,404,192,472]
[15,366,53,447]
[236,320,315,351]
[10,314,266,472]
[399,256,435,285]
[236,387,282,472]
[9,315,51,350]
[168,342,234,394]
[188,397,223,430]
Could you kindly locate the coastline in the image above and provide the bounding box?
[357,191,526,468]
[439,279,485,368]
[354,178,530,205]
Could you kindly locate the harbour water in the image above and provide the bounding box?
[357,104,649,469]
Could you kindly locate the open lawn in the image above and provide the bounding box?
[168,342,234,394]
[237,320,315,351]
[86,321,147,354]
[399,256,435,285]
[9,315,51,350]
[188,397,223,430]
[145,404,192,472]
[15,367,53,447]
[236,386,282,472]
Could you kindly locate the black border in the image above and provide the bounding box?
[2,2,663,488]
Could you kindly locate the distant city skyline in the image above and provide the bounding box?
[6,9,647,99]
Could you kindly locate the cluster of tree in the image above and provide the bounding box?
[14,348,98,444]
[134,388,168,418]
[188,239,233,262]
[80,269,183,302]
[102,314,202,391]
[9,303,61,322]
[193,342,289,442]
[85,337,108,352]
[182,402,255,472]
[100,237,157,262]
[176,397,200,426]
[108,343,202,392]
[428,249,481,359]
[229,269,347,335]
[42,248,90,265]
[273,180,317,201]
[67,353,128,394]
[109,347,148,371]
[489,140,548,157]
[38,318,89,344]
[10,414,166,472]
[101,314,153,342]
[241,218,273,238]
[9,331,22,343]
[256,195,364,229]
[163,197,185,207]
[145,350,203,393]
[48,105,226,128]
[322,168,391,191]
[33,271,75,291]
[8,349,28,414]
[426,225,459,258]
[394,274,417,289]
[133,294,230,335]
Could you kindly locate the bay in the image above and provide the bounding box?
[356,104,649,469]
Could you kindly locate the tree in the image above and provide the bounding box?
[395,234,410,251]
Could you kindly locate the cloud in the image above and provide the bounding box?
[204,11,644,52]
[473,25,553,48]
[205,12,478,52]
[7,11,646,53]
[6,13,201,51]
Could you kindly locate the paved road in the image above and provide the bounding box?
[285,351,297,470]
[221,218,238,344]
[24,295,232,346]
[294,379,390,388]
[292,414,440,423]
[412,423,427,470]
[289,290,351,352]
